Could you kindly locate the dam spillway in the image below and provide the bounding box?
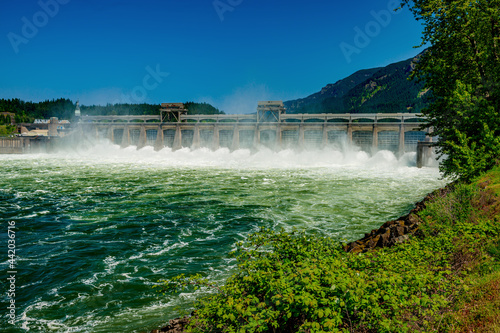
[79,112,430,155]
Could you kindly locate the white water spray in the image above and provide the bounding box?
[8,139,440,174]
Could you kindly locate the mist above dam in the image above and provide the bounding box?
[74,102,433,161]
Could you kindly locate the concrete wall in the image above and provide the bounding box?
[0,137,59,154]
[0,138,24,154]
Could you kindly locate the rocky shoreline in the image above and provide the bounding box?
[344,185,452,253]
[149,185,453,333]
[150,316,191,333]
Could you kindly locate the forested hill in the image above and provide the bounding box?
[0,98,75,123]
[284,52,430,114]
[80,102,224,116]
[0,99,223,122]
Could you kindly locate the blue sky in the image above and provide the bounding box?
[0,0,424,114]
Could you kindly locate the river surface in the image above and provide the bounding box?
[0,143,446,332]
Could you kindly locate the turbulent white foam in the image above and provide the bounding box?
[1,140,444,333]
[129,253,144,260]
[148,241,189,257]
[103,256,122,275]
[80,272,103,289]
[94,224,118,232]
[1,141,440,173]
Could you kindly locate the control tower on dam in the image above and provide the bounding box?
[79,101,431,155]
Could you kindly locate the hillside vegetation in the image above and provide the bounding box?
[284,55,429,114]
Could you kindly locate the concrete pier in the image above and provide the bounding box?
[231,125,240,150]
[417,142,434,168]
[154,126,164,151]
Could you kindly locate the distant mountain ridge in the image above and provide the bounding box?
[284,52,429,114]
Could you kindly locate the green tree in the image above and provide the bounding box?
[185,102,225,115]
[402,0,500,180]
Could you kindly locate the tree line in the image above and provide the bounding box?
[0,114,13,125]
[0,98,224,123]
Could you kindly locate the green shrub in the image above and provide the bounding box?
[157,183,500,332]
[0,125,16,136]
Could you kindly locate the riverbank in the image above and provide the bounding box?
[151,165,500,332]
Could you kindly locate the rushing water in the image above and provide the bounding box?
[0,143,446,332]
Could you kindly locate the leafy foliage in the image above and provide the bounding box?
[0,125,16,136]
[402,0,500,180]
[157,175,500,332]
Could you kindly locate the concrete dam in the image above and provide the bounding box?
[78,102,431,156]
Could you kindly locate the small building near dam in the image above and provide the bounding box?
[0,117,68,154]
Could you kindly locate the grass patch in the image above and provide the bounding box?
[476,165,500,197]
[443,270,500,333]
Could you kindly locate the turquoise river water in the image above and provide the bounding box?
[0,143,446,332]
